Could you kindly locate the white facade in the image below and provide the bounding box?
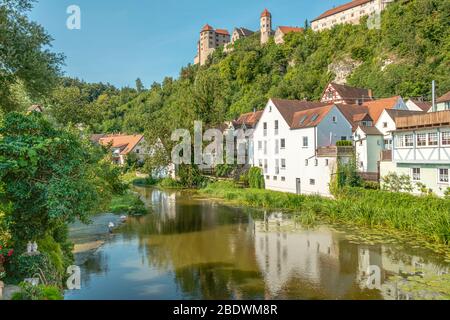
[381,127,450,197]
[253,99,354,196]
[354,127,383,173]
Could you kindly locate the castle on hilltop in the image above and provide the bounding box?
[194,1,396,66]
[194,9,303,66]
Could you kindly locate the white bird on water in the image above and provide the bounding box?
[108,222,115,233]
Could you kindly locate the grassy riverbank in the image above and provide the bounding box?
[201,181,450,246]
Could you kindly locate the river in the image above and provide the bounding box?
[65,187,450,300]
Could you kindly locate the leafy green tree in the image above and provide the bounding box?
[0,0,63,112]
[0,112,118,247]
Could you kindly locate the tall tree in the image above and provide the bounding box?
[135,78,145,93]
[0,0,63,112]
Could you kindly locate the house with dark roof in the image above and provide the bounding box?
[311,0,395,32]
[253,98,355,196]
[406,99,432,113]
[434,91,450,112]
[321,82,374,105]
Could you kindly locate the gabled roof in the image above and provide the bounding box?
[334,104,372,131]
[201,24,214,32]
[270,98,329,128]
[323,82,373,105]
[357,126,383,136]
[408,99,432,112]
[215,29,230,36]
[234,27,254,37]
[277,26,304,34]
[90,134,105,144]
[99,134,144,155]
[437,91,450,103]
[291,105,335,129]
[312,0,372,22]
[362,96,402,122]
[234,110,263,128]
[261,8,271,18]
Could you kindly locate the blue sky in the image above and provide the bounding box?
[29,0,349,88]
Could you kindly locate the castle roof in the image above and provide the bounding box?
[201,24,214,32]
[312,0,373,22]
[277,26,304,34]
[234,27,254,37]
[261,8,271,18]
[215,29,230,36]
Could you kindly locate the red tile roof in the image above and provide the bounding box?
[215,29,230,36]
[334,104,372,130]
[312,0,372,22]
[201,24,214,32]
[437,91,450,103]
[277,26,304,34]
[234,111,263,128]
[291,105,335,129]
[99,134,144,155]
[362,96,401,123]
[270,98,329,128]
[261,8,271,18]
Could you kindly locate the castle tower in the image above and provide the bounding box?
[260,9,272,44]
[199,24,215,65]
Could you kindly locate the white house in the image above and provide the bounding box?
[406,99,432,112]
[253,99,354,196]
[431,91,450,112]
[354,125,383,173]
[380,111,450,197]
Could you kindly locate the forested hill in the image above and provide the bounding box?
[45,0,449,143]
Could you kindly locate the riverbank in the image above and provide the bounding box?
[200,181,450,252]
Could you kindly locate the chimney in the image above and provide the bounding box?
[253,107,256,113]
[368,89,373,99]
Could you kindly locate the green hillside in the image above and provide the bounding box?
[44,0,449,141]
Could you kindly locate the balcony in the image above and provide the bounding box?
[396,110,450,130]
[316,146,354,158]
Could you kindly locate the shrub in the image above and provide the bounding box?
[363,181,380,190]
[8,252,61,286]
[336,140,353,146]
[12,282,63,300]
[382,173,413,193]
[109,192,147,216]
[444,188,450,200]
[159,177,183,189]
[248,167,265,189]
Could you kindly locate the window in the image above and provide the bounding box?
[275,139,279,154]
[274,120,279,135]
[428,133,438,146]
[302,136,309,147]
[281,177,286,181]
[360,161,364,168]
[442,132,450,146]
[263,122,267,136]
[332,116,337,123]
[275,159,280,174]
[273,176,278,181]
[412,168,421,181]
[258,159,263,168]
[438,169,449,184]
[135,149,140,154]
[325,159,329,166]
[280,139,286,149]
[310,179,316,185]
[417,133,427,147]
[264,159,268,174]
[258,141,262,150]
[305,159,309,166]
[314,159,318,166]
[264,141,267,155]
[281,159,286,170]
[405,134,414,147]
[341,136,347,141]
[266,175,270,180]
[383,122,388,128]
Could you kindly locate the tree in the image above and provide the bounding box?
[135,78,145,93]
[0,0,63,112]
[0,112,117,248]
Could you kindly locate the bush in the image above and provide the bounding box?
[444,188,450,200]
[12,282,63,300]
[381,172,413,193]
[8,252,61,286]
[159,177,183,189]
[248,167,265,189]
[363,181,380,190]
[109,192,147,216]
[336,140,353,146]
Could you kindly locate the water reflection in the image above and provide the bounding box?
[66,188,449,300]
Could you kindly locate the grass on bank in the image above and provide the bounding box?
[109,192,147,216]
[201,181,450,246]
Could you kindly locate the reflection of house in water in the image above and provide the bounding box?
[356,245,449,300]
[254,213,353,298]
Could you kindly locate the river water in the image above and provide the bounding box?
[65,187,450,300]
